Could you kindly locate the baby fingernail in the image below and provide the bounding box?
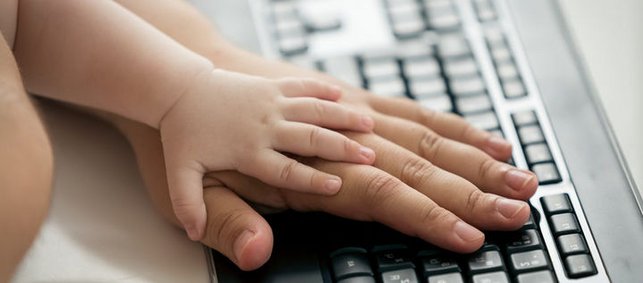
[324,178,342,194]
[454,221,484,242]
[497,198,528,219]
[361,115,374,129]
[505,169,537,191]
[233,230,256,262]
[185,225,200,241]
[359,146,375,162]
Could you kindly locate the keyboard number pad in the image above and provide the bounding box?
[540,194,598,279]
[331,248,374,281]
[511,111,562,185]
[485,28,527,99]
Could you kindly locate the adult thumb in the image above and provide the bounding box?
[202,186,274,271]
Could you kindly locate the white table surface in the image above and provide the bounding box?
[559,0,643,196]
[12,1,642,282]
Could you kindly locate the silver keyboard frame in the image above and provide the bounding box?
[241,0,610,282]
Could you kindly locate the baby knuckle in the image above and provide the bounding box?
[308,127,321,147]
[171,197,198,215]
[343,138,356,155]
[279,159,299,182]
[313,101,326,119]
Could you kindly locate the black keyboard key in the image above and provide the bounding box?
[531,163,562,185]
[418,95,453,113]
[565,254,597,278]
[512,111,538,126]
[409,78,447,97]
[557,234,589,255]
[516,270,556,283]
[363,59,400,79]
[369,78,407,98]
[278,34,309,56]
[468,250,504,273]
[502,79,527,98]
[391,18,426,39]
[427,11,461,31]
[403,57,441,79]
[331,251,373,280]
[300,9,342,32]
[540,194,573,215]
[398,41,435,60]
[550,213,581,235]
[524,143,553,164]
[472,271,509,283]
[496,62,520,81]
[485,28,506,47]
[510,250,550,273]
[427,272,464,283]
[523,214,536,229]
[449,76,486,96]
[320,57,362,88]
[490,44,512,63]
[505,229,543,253]
[443,57,478,78]
[381,268,419,283]
[518,125,545,145]
[473,0,498,22]
[437,35,471,59]
[420,253,461,275]
[338,276,377,283]
[375,248,414,271]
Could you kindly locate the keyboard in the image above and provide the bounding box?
[205,0,621,282]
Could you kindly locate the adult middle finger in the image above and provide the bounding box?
[369,113,538,201]
[345,133,531,231]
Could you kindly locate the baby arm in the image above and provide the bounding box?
[12,0,375,240]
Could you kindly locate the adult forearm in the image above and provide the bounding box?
[13,0,213,128]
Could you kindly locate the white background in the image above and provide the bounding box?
[560,0,643,195]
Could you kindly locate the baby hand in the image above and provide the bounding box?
[159,69,376,240]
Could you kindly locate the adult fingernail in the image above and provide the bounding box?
[233,230,256,263]
[359,146,375,162]
[497,198,528,219]
[185,225,200,241]
[505,169,537,191]
[361,115,374,130]
[454,221,484,242]
[324,177,342,194]
[485,135,511,154]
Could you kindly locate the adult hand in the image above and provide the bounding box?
[111,96,537,271]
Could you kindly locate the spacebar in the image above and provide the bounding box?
[211,247,324,283]
[261,247,324,283]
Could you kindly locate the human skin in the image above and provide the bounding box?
[111,0,539,271]
[0,13,53,282]
[13,0,381,241]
